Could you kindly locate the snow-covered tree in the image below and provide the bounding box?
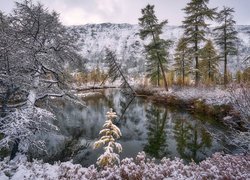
[0,11,25,116]
[200,40,219,84]
[103,49,136,119]
[138,4,172,91]
[10,0,82,106]
[173,37,192,85]
[214,7,239,86]
[0,106,58,159]
[93,108,122,167]
[182,0,216,85]
[0,0,83,159]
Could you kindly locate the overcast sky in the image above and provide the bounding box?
[0,0,249,26]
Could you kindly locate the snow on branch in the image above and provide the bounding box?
[228,83,250,124]
[0,152,249,179]
[102,48,137,120]
[93,108,122,167]
[0,106,58,153]
[36,93,64,100]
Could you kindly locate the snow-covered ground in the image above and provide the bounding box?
[168,87,231,106]
[0,152,249,179]
[138,86,232,106]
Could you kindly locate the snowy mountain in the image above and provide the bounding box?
[68,23,250,75]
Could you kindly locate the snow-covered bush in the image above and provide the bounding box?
[228,83,250,124]
[0,106,58,154]
[0,152,249,179]
[93,108,122,167]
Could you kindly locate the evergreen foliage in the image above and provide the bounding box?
[214,7,239,85]
[182,0,216,85]
[173,37,192,85]
[93,108,122,167]
[103,48,136,120]
[200,40,219,84]
[138,4,172,90]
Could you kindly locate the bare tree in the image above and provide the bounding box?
[0,0,84,159]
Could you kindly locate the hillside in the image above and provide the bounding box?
[68,23,250,75]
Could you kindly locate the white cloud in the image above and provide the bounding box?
[96,0,118,14]
[60,7,103,25]
[0,0,249,25]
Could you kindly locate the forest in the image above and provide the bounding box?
[0,0,249,179]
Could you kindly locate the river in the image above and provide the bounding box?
[43,89,238,167]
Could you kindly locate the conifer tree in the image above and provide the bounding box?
[173,37,192,85]
[138,4,171,91]
[213,7,238,86]
[93,108,122,167]
[200,40,219,83]
[182,0,216,85]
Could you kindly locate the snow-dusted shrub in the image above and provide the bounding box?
[0,152,249,179]
[0,106,57,154]
[228,83,250,124]
[93,108,122,167]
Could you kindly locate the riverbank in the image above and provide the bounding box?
[72,84,247,130]
[135,86,246,130]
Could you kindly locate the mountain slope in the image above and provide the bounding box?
[68,23,250,75]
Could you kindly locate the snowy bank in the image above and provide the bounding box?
[135,86,246,128]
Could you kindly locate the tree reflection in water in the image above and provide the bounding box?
[173,113,212,162]
[144,105,169,159]
[50,90,232,166]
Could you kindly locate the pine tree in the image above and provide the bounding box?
[214,7,238,86]
[93,108,122,167]
[182,0,216,85]
[138,4,171,91]
[200,40,219,84]
[173,37,192,85]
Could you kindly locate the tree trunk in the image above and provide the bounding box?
[195,25,199,86]
[27,66,41,106]
[151,34,168,91]
[157,63,160,86]
[182,53,185,85]
[208,58,211,82]
[224,53,228,86]
[224,18,228,87]
[1,86,19,117]
[10,138,20,160]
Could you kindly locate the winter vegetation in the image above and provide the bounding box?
[0,0,249,179]
[0,152,249,179]
[93,108,122,167]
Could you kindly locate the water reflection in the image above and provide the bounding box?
[144,106,169,159]
[173,113,212,162]
[44,90,233,166]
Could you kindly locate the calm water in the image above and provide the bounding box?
[47,89,236,167]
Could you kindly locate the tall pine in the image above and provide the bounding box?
[138,4,171,91]
[214,7,238,86]
[182,0,216,85]
[173,37,192,85]
[200,40,219,84]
